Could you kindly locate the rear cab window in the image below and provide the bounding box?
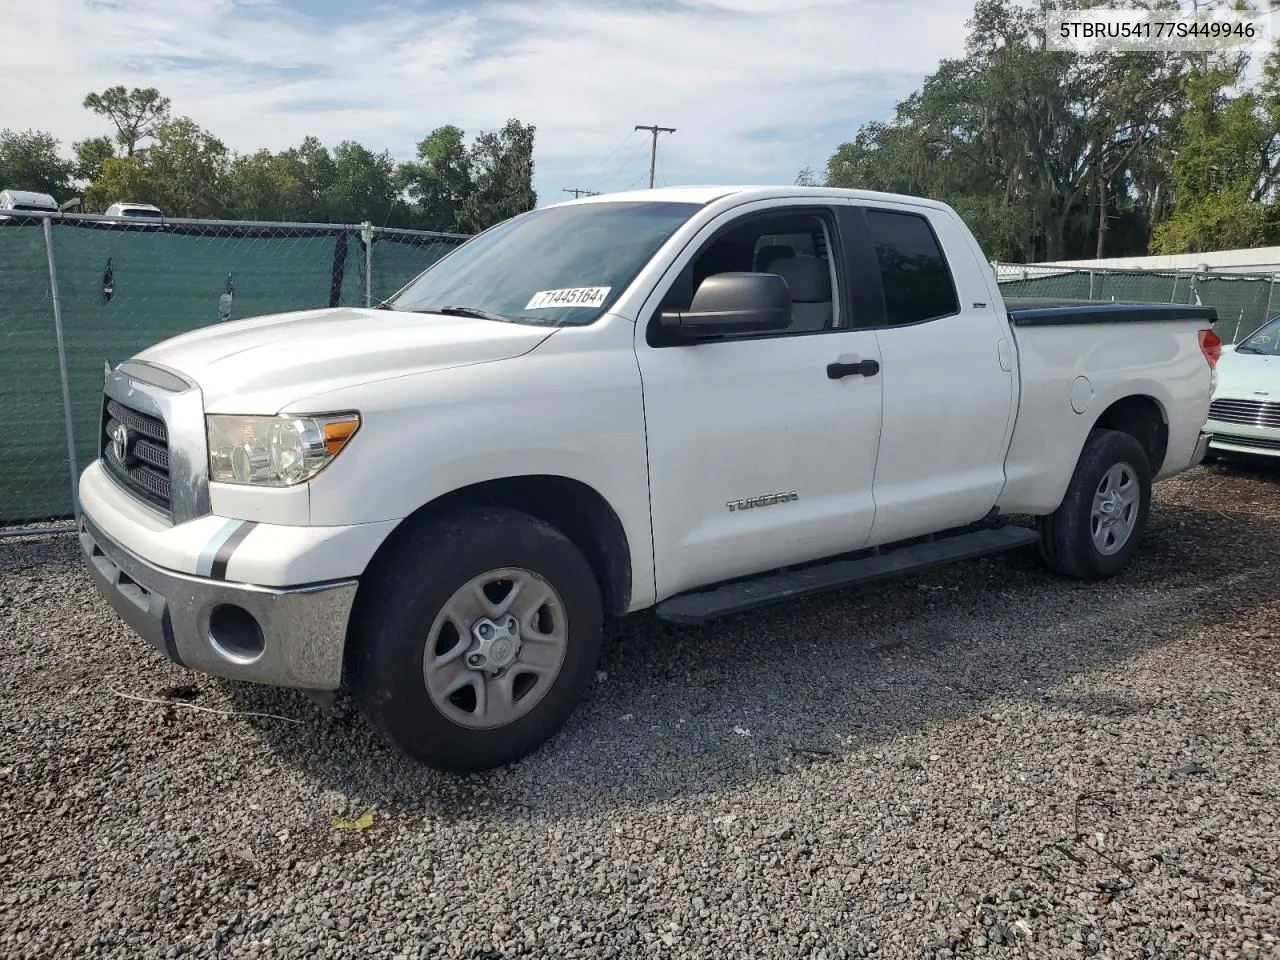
[864,209,960,326]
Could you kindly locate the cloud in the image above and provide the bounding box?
[1,0,971,202]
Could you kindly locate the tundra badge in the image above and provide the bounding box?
[727,492,799,513]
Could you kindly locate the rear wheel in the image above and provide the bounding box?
[349,507,603,772]
[1039,429,1152,581]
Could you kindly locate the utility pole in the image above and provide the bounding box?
[634,124,676,188]
[562,188,599,198]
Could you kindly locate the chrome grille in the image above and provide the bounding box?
[102,398,171,511]
[1208,398,1280,429]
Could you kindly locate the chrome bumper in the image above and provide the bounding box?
[79,516,358,691]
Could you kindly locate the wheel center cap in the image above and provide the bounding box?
[1099,492,1125,523]
[490,636,516,667]
[468,616,522,671]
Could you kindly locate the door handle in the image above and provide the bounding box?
[827,358,880,380]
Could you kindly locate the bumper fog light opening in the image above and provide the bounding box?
[208,604,266,665]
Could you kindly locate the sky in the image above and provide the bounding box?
[1,0,974,207]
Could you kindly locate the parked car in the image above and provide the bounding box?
[1203,314,1280,458]
[77,185,1220,772]
[0,189,58,218]
[102,202,165,225]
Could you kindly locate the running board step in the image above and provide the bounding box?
[654,525,1040,624]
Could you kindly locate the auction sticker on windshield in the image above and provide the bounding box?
[525,287,611,310]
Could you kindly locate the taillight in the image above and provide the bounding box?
[1198,329,1222,368]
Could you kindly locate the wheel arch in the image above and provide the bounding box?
[356,474,634,619]
[1090,394,1168,474]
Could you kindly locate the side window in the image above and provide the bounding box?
[660,212,840,337]
[864,209,959,326]
[752,232,817,272]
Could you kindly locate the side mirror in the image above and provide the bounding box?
[657,272,790,341]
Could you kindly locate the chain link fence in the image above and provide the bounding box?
[7,234,1272,533]
[1,213,468,533]
[993,261,1280,345]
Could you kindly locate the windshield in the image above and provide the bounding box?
[1236,316,1280,356]
[388,200,703,325]
[122,208,162,218]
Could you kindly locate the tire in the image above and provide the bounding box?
[1038,429,1152,581]
[348,506,603,772]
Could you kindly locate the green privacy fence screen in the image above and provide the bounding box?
[1,214,467,527]
[993,262,1280,346]
[5,231,1274,528]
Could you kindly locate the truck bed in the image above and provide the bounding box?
[1005,297,1219,327]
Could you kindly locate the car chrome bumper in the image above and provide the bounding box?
[79,515,358,691]
[1204,422,1280,458]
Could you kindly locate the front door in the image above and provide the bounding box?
[635,202,885,600]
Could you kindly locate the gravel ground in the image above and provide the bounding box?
[1,461,1278,960]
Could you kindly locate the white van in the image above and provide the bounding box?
[0,189,58,215]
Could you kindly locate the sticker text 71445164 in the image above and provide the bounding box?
[525,287,611,310]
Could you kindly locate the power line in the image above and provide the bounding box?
[581,129,639,180]
[634,124,676,189]
[603,137,652,190]
[562,188,600,198]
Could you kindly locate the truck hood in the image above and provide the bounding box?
[1214,345,1280,400]
[133,307,554,413]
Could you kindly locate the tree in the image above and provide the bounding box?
[72,136,116,184]
[144,118,231,217]
[83,156,155,212]
[1151,68,1277,253]
[324,141,399,224]
[825,0,1189,261]
[399,125,473,231]
[0,129,74,199]
[462,119,536,232]
[83,85,171,157]
[277,136,338,221]
[82,119,229,216]
[226,149,305,221]
[794,166,823,187]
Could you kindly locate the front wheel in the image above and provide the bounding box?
[349,507,603,772]
[1039,429,1152,581]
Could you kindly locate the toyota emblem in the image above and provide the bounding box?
[110,422,130,463]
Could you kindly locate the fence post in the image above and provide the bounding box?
[361,221,374,308]
[1088,269,1095,300]
[43,217,80,521]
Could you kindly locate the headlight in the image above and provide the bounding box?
[207,413,360,486]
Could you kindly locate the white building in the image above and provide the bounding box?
[1034,246,1280,277]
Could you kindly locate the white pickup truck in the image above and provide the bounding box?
[79,185,1221,771]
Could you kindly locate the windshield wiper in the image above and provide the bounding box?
[426,305,519,323]
[1235,344,1264,354]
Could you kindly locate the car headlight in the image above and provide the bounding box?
[207,413,360,486]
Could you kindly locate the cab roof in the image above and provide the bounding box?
[546,184,953,213]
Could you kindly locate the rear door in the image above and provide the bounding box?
[840,201,1017,545]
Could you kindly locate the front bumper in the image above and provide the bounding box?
[79,515,358,691]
